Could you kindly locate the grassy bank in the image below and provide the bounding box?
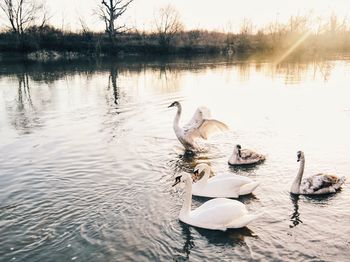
[1,25,350,58]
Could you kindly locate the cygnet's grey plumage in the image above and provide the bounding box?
[290,151,345,195]
[228,144,265,165]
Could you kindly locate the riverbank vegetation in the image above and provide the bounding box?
[0,1,350,58]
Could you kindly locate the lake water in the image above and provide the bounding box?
[1,54,350,261]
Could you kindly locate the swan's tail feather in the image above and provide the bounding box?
[334,176,346,190]
[227,212,263,229]
[239,182,260,195]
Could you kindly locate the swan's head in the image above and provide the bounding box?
[172,173,192,187]
[297,151,304,162]
[193,163,211,176]
[168,101,180,108]
[234,144,242,157]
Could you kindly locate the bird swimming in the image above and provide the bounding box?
[172,173,261,230]
[192,163,259,198]
[228,144,265,166]
[168,101,228,152]
[290,151,345,195]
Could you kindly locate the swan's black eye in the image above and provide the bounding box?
[237,145,241,149]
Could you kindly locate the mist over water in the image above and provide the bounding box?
[1,54,350,261]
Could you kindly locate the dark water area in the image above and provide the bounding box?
[1,54,350,261]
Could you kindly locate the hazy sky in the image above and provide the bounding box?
[4,0,350,32]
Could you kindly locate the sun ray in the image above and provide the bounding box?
[274,31,312,65]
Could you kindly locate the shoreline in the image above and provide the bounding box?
[1,27,349,62]
[1,49,349,64]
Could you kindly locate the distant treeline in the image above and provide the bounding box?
[0,24,350,57]
[1,0,350,58]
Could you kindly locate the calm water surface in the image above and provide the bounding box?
[0,55,350,261]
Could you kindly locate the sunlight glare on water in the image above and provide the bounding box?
[0,55,350,261]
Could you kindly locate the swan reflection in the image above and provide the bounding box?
[168,149,210,177]
[180,223,195,260]
[177,222,256,261]
[290,195,302,228]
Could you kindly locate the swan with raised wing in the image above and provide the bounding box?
[192,163,259,198]
[228,144,265,166]
[168,101,228,152]
[290,151,346,195]
[172,173,261,230]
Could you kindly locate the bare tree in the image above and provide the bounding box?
[98,0,134,44]
[154,4,184,47]
[79,17,91,35]
[239,18,253,36]
[0,0,45,35]
[329,13,347,33]
[288,14,310,33]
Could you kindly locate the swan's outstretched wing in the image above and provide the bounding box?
[183,106,228,140]
[185,118,229,140]
[184,107,211,131]
[196,119,229,139]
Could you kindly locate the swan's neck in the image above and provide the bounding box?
[291,158,305,194]
[196,168,210,187]
[173,105,182,132]
[180,179,192,217]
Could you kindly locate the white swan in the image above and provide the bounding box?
[168,101,228,152]
[172,173,261,231]
[290,151,346,195]
[192,163,259,198]
[228,144,265,166]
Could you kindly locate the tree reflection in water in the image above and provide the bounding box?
[107,64,119,105]
[8,71,43,134]
[17,73,34,110]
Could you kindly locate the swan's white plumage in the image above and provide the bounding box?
[184,107,211,130]
[291,151,346,195]
[169,102,228,151]
[184,198,248,230]
[174,173,261,231]
[192,164,259,198]
[228,145,265,165]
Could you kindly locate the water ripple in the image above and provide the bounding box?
[1,57,350,261]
